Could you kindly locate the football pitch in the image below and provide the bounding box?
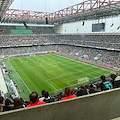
[5,54,112,100]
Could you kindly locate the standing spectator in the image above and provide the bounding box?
[61,87,77,101]
[100,75,113,91]
[25,91,46,108]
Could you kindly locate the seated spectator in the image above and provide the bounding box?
[61,87,77,101]
[25,91,46,108]
[43,91,54,103]
[111,73,120,88]
[0,96,3,104]
[0,104,3,112]
[13,97,22,109]
[73,87,78,95]
[4,98,14,111]
[0,96,5,109]
[85,84,90,94]
[100,75,113,91]
[20,98,26,108]
[77,85,88,97]
[54,92,63,101]
[89,84,100,94]
[39,90,45,102]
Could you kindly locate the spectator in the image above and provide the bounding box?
[61,87,77,101]
[43,91,54,103]
[13,97,22,109]
[73,87,78,95]
[111,73,120,88]
[77,85,88,97]
[0,96,3,104]
[4,98,13,111]
[100,75,113,91]
[89,84,100,94]
[25,91,46,108]
[39,90,45,102]
[0,104,3,112]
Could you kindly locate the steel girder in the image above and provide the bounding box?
[0,0,14,20]
[1,0,120,24]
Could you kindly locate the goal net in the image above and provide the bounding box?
[78,77,89,85]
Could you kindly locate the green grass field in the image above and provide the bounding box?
[4,54,112,100]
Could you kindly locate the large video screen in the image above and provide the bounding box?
[92,23,105,32]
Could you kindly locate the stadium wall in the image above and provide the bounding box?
[54,24,63,34]
[1,88,120,120]
[63,16,120,34]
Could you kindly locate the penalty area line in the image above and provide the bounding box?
[45,80,57,90]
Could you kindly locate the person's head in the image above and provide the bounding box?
[90,84,94,89]
[65,87,71,95]
[41,90,45,97]
[100,75,106,82]
[0,96,3,104]
[44,91,49,98]
[111,74,117,81]
[0,104,3,112]
[5,99,10,106]
[73,87,78,94]
[80,85,85,90]
[14,97,21,109]
[29,91,38,103]
[85,84,89,89]
[90,84,96,89]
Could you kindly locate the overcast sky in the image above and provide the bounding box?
[10,0,85,13]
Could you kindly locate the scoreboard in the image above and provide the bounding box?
[92,23,105,32]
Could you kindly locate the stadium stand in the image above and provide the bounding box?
[0,26,16,35]
[0,34,120,49]
[28,26,55,34]
[0,25,55,35]
[0,0,120,119]
[11,26,33,34]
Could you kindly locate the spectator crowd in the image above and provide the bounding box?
[1,45,120,68]
[0,73,120,112]
[0,33,120,113]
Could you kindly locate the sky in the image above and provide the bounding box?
[10,0,85,13]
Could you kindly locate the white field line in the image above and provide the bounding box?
[8,60,31,93]
[67,82,72,86]
[45,80,57,90]
[44,70,88,82]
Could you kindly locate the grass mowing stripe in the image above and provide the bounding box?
[4,54,112,98]
[8,60,31,93]
[45,80,57,90]
[53,54,111,72]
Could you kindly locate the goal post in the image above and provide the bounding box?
[78,77,89,85]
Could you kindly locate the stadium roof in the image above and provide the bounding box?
[1,0,120,25]
[0,0,14,20]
